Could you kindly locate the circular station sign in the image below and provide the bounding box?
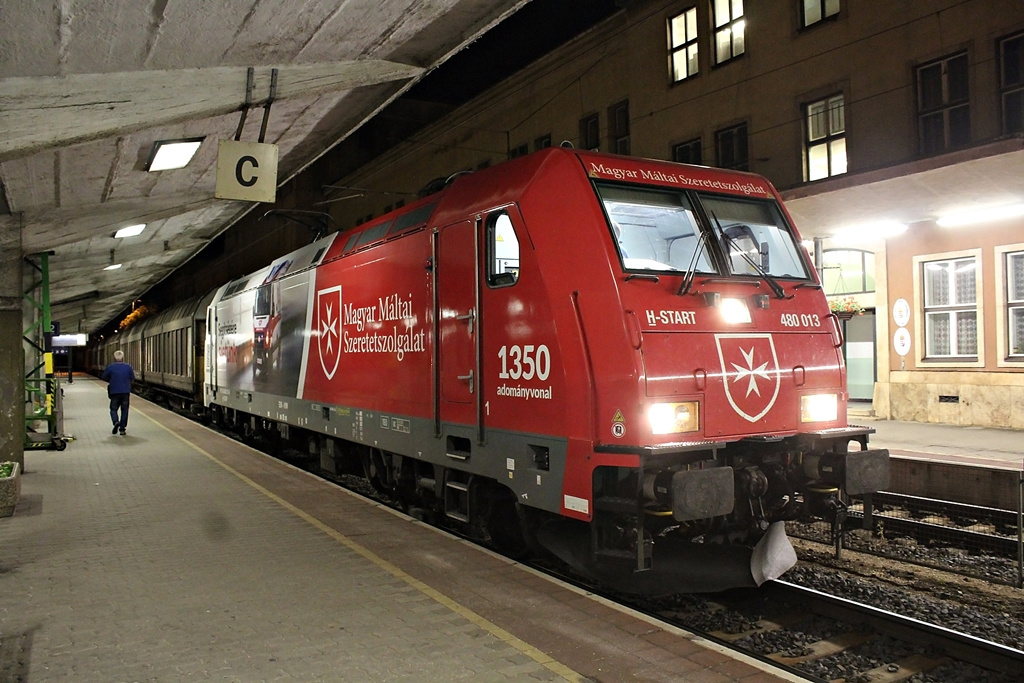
[893,298,911,328]
[893,327,911,356]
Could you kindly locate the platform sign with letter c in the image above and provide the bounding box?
[215,140,278,203]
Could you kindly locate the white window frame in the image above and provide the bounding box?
[712,0,745,65]
[995,243,1024,366]
[804,93,847,181]
[669,7,699,83]
[802,0,840,28]
[913,249,983,368]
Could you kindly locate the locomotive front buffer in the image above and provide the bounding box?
[556,427,890,594]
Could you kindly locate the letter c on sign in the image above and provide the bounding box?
[235,156,259,187]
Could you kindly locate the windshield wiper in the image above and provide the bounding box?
[677,229,709,295]
[709,212,789,300]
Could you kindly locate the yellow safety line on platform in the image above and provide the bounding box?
[141,408,584,683]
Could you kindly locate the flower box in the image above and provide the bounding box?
[0,462,20,518]
[829,296,865,319]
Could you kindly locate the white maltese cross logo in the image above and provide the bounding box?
[316,286,342,380]
[715,333,781,422]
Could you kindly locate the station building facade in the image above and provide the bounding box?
[324,0,1024,428]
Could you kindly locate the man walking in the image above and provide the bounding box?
[101,350,136,435]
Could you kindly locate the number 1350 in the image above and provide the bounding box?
[498,344,551,380]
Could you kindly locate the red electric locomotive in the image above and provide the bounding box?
[205,148,889,593]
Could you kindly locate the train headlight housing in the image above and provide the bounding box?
[720,298,751,324]
[801,393,838,423]
[648,401,700,435]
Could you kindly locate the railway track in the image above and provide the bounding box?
[849,492,1020,556]
[645,580,1024,682]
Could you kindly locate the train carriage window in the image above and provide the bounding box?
[487,212,520,287]
[596,183,715,274]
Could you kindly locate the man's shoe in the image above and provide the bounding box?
[119,429,126,436]
[112,426,118,435]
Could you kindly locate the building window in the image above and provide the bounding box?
[712,0,745,64]
[669,8,699,82]
[1000,32,1024,135]
[805,94,847,181]
[923,256,977,358]
[508,143,528,159]
[1006,251,1024,356]
[580,113,600,151]
[534,134,552,151]
[609,101,630,155]
[673,137,703,165]
[917,52,970,155]
[715,122,748,170]
[822,249,873,295]
[802,0,839,27]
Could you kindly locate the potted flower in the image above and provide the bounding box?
[829,296,865,320]
[0,461,20,518]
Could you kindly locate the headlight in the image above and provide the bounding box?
[648,401,700,434]
[720,298,751,324]
[801,393,838,423]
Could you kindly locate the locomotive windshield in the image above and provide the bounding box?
[700,195,810,280]
[597,185,715,273]
[596,182,810,281]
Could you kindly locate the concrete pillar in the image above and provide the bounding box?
[0,215,23,468]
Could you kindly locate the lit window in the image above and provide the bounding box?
[923,257,977,358]
[821,249,874,295]
[917,52,970,155]
[999,32,1024,135]
[1006,251,1024,356]
[805,94,847,181]
[712,0,745,64]
[802,0,839,27]
[669,8,699,82]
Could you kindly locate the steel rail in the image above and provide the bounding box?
[770,580,1024,675]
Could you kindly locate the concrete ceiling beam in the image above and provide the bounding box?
[0,60,424,161]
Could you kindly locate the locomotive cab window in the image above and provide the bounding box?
[487,211,520,287]
[596,183,715,274]
[698,195,811,280]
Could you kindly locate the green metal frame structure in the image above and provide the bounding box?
[23,252,66,451]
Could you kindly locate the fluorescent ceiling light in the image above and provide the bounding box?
[833,220,907,242]
[936,203,1024,227]
[114,223,146,238]
[103,263,122,271]
[145,138,204,172]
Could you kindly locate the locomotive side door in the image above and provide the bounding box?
[435,219,479,431]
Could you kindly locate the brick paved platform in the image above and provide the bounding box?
[0,378,793,682]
